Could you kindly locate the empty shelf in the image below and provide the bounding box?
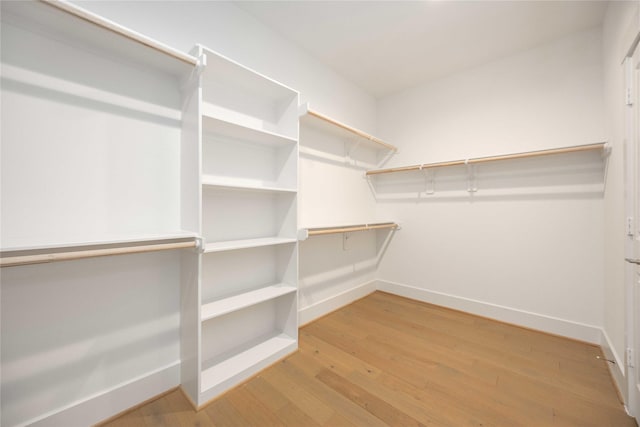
[299,222,399,239]
[201,176,296,193]
[201,333,296,394]
[202,107,297,147]
[203,237,297,253]
[366,142,608,176]
[201,284,297,322]
[3,0,197,76]
[299,103,397,152]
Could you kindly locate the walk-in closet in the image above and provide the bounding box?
[1,1,639,426]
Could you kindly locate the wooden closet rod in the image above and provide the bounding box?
[41,0,198,66]
[306,109,399,152]
[307,222,398,236]
[0,240,197,268]
[366,142,607,176]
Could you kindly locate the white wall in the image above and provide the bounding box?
[602,0,640,402]
[375,28,607,342]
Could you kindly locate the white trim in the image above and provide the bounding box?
[20,362,180,427]
[376,279,602,344]
[298,280,377,326]
[600,327,627,402]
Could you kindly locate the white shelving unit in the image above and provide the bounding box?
[181,45,299,407]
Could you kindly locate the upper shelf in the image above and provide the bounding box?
[298,222,399,240]
[366,142,609,176]
[0,231,198,267]
[299,103,398,153]
[202,106,297,147]
[196,45,299,140]
[1,0,198,77]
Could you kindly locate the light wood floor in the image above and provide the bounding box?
[102,291,637,427]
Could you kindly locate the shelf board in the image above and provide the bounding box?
[202,105,297,147]
[198,45,298,103]
[366,142,608,176]
[203,237,297,253]
[1,231,198,255]
[2,0,197,77]
[201,176,296,194]
[299,103,397,152]
[201,284,296,322]
[201,333,296,395]
[299,222,399,239]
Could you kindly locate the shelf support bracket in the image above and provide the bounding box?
[195,236,205,253]
[343,232,352,251]
[196,53,207,75]
[345,138,364,166]
[466,160,477,193]
[421,166,435,195]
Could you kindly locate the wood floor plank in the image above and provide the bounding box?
[99,291,637,427]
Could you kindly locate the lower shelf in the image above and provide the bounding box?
[200,332,297,398]
[201,284,297,322]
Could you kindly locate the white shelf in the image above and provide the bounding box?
[0,231,198,255]
[201,175,296,194]
[1,0,197,77]
[199,45,298,106]
[202,106,297,147]
[299,103,397,152]
[200,333,296,395]
[203,237,297,253]
[201,284,296,322]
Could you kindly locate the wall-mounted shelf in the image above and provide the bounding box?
[3,0,197,77]
[0,233,198,268]
[366,142,608,176]
[299,103,397,169]
[300,104,397,152]
[298,222,399,240]
[366,142,610,197]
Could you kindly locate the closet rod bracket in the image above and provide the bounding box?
[195,236,206,253]
[465,160,477,193]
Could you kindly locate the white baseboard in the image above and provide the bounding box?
[600,328,627,404]
[22,362,180,427]
[376,280,602,344]
[299,280,377,326]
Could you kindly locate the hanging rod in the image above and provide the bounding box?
[300,222,399,239]
[366,142,608,176]
[301,104,398,152]
[0,240,197,268]
[39,0,198,66]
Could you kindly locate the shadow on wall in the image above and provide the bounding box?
[1,251,181,426]
[298,228,396,307]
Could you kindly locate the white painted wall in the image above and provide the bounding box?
[601,0,640,402]
[1,252,181,427]
[376,28,607,341]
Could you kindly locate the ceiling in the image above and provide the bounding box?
[234,1,608,98]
